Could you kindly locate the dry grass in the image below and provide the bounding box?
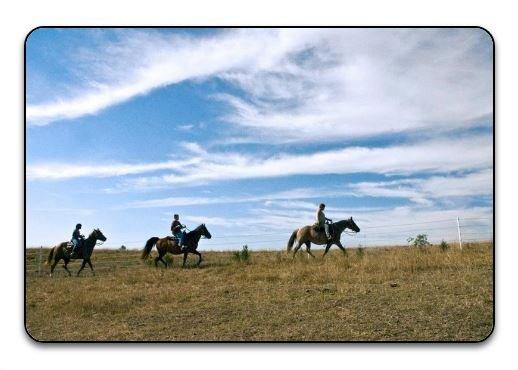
[25,242,493,342]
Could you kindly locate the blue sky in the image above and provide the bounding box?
[26,28,493,249]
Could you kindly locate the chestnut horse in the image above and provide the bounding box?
[141,224,212,267]
[45,228,107,276]
[286,218,360,258]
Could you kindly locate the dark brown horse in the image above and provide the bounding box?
[287,218,360,258]
[46,228,107,276]
[141,224,212,267]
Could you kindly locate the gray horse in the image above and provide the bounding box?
[287,218,360,258]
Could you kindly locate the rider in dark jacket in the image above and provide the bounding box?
[71,223,84,256]
[171,214,187,249]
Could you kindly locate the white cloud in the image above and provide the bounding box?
[210,28,493,143]
[349,169,493,205]
[125,134,492,188]
[27,28,492,145]
[27,29,325,124]
[28,134,492,189]
[26,158,201,180]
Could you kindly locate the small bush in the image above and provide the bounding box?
[439,240,449,251]
[119,245,127,251]
[163,254,174,265]
[407,234,430,248]
[233,245,250,263]
[356,246,364,258]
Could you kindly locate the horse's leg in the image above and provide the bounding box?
[50,259,58,277]
[182,252,188,268]
[292,241,302,258]
[86,259,95,276]
[192,251,202,266]
[305,242,315,258]
[62,258,72,277]
[160,255,168,268]
[322,243,332,258]
[335,241,347,255]
[77,260,87,276]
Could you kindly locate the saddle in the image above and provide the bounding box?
[313,224,324,232]
[167,236,180,245]
[312,222,334,236]
[65,241,83,258]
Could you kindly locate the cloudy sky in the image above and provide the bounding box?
[26,28,493,249]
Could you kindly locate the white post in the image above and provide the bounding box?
[457,217,462,250]
[38,246,42,276]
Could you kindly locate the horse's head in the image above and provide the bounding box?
[92,228,107,242]
[347,217,360,233]
[199,223,212,239]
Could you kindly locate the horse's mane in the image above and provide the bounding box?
[186,224,204,236]
[333,219,349,227]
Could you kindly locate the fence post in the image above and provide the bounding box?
[38,246,42,276]
[456,217,463,250]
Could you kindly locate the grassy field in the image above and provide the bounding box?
[25,242,493,342]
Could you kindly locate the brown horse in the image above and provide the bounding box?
[287,218,360,258]
[141,224,212,267]
[45,228,107,276]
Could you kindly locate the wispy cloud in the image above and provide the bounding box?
[122,168,493,215]
[28,134,492,189]
[123,134,492,189]
[350,169,493,205]
[26,158,201,180]
[216,29,493,143]
[26,29,324,124]
[123,186,346,209]
[27,28,492,145]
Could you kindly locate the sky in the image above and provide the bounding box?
[25,28,494,250]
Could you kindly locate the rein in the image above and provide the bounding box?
[343,230,358,236]
[337,220,359,236]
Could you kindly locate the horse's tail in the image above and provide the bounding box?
[287,229,298,253]
[141,237,159,259]
[45,247,54,265]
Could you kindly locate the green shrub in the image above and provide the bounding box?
[439,240,449,251]
[233,245,250,263]
[163,254,174,265]
[407,234,430,248]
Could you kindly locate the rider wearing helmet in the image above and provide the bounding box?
[316,203,332,240]
[71,223,85,257]
[171,214,187,250]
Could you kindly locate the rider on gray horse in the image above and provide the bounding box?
[315,203,333,240]
[71,223,85,256]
